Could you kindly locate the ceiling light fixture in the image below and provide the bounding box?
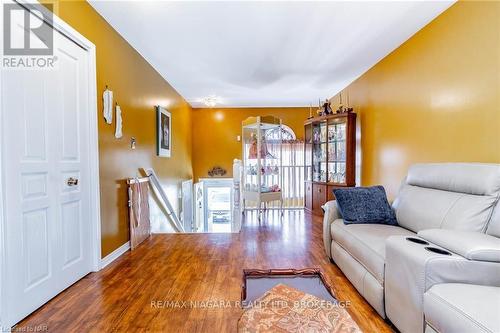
[202,95,220,108]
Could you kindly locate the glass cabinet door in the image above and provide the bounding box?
[242,124,281,193]
[260,127,281,192]
[312,121,327,182]
[327,118,347,184]
[242,126,259,192]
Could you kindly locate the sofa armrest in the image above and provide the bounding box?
[385,235,500,333]
[418,229,500,262]
[322,200,341,259]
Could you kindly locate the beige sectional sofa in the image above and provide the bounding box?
[323,163,500,333]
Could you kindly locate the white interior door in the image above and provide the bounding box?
[1,5,93,326]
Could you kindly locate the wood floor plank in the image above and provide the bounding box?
[16,210,392,332]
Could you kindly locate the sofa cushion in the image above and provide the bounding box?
[333,186,397,225]
[330,219,415,284]
[424,283,500,333]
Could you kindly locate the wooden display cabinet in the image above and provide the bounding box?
[304,113,356,216]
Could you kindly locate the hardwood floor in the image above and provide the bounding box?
[17,210,392,332]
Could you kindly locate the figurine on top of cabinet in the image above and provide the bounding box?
[335,105,354,114]
[334,92,354,114]
[322,98,333,115]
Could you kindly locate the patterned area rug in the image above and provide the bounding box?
[238,283,361,333]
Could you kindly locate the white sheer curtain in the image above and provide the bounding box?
[264,139,304,209]
[281,140,305,208]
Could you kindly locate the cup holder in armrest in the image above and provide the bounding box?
[406,237,429,245]
[425,247,452,256]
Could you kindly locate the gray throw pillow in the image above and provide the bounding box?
[333,186,397,225]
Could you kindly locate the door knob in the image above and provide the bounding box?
[67,177,79,186]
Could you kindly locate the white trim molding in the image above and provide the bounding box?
[100,242,130,270]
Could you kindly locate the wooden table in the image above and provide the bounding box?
[238,269,361,333]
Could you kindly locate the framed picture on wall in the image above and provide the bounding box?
[156,106,171,157]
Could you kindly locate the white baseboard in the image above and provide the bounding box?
[99,241,130,269]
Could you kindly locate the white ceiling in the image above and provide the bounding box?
[89,1,454,108]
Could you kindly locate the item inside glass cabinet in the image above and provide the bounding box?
[247,132,276,159]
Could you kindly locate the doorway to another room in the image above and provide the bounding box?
[194,178,234,233]
[207,185,232,232]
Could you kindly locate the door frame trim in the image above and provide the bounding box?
[0,0,101,326]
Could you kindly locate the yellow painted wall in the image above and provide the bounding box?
[192,107,310,181]
[49,1,193,256]
[330,1,500,198]
[48,0,500,250]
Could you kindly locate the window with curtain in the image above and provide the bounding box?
[265,126,304,209]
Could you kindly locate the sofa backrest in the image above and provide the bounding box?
[392,163,500,234]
